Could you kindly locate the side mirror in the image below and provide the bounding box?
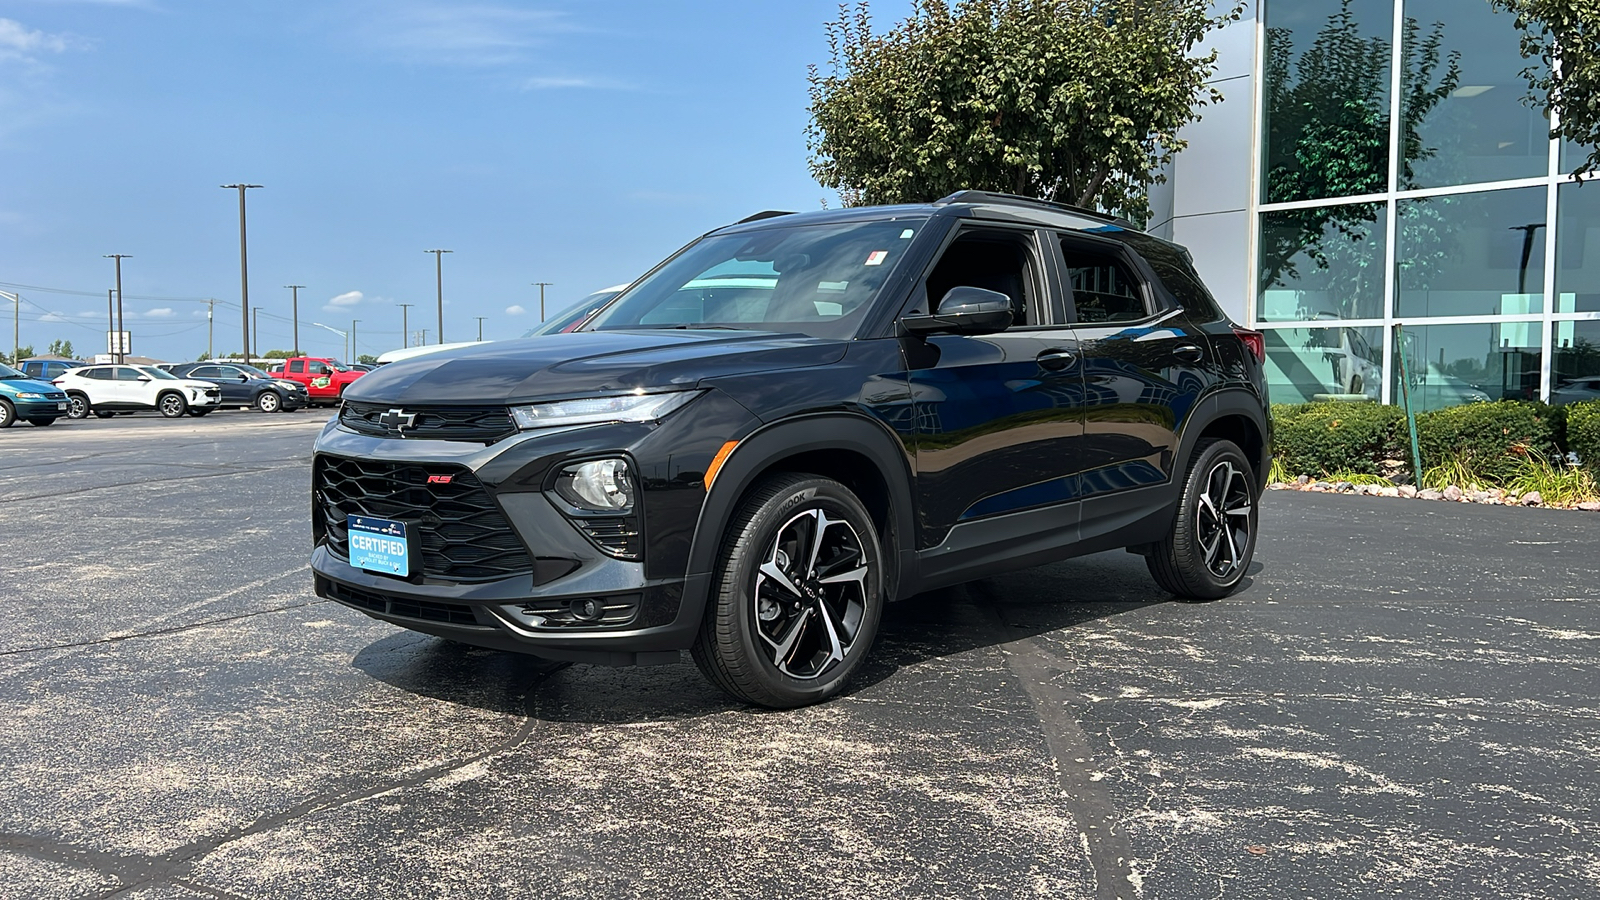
[136,375,151,382]
[900,286,1015,336]
[236,374,249,382]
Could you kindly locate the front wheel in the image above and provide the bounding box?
[67,395,89,419]
[691,474,884,708]
[187,408,212,417]
[256,390,281,413]
[157,392,187,418]
[27,418,56,427]
[0,400,13,428]
[1146,438,1259,600]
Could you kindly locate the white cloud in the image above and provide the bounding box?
[38,311,66,322]
[521,75,629,91]
[504,304,525,316]
[323,290,363,312]
[356,3,578,67]
[0,19,70,58]
[145,307,174,318]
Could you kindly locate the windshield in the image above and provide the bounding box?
[526,290,623,337]
[235,364,272,378]
[585,218,925,340]
[136,365,180,381]
[0,363,26,379]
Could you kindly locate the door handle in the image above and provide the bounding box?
[1037,348,1076,371]
[1173,344,1205,363]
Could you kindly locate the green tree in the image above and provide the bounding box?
[1492,0,1600,177]
[3,345,35,366]
[357,354,378,365]
[47,339,74,358]
[807,0,1243,218]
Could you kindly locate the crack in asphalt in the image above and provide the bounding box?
[0,597,328,658]
[0,464,307,505]
[1,663,570,899]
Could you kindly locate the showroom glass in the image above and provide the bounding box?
[1264,326,1385,404]
[1396,186,1546,317]
[587,219,926,341]
[1551,320,1600,406]
[1259,202,1387,321]
[1556,181,1600,313]
[1391,321,1542,412]
[1262,0,1394,204]
[1401,0,1548,189]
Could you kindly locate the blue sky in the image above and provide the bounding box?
[0,0,913,362]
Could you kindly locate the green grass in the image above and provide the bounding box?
[1505,455,1600,506]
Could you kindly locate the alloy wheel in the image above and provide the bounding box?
[68,396,88,419]
[752,508,870,680]
[159,394,185,417]
[1195,461,1252,579]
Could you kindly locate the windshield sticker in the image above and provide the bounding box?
[865,251,888,266]
[817,281,849,293]
[900,229,915,239]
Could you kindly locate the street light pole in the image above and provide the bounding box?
[284,285,305,354]
[104,254,131,363]
[475,316,486,341]
[533,282,553,321]
[351,319,359,362]
[206,299,215,360]
[397,303,413,348]
[107,290,114,360]
[426,249,452,344]
[222,184,262,366]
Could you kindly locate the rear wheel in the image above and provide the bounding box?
[67,394,89,419]
[94,411,115,419]
[691,474,883,708]
[256,390,281,413]
[0,400,13,428]
[157,392,187,418]
[187,408,211,417]
[26,418,56,427]
[1146,438,1259,600]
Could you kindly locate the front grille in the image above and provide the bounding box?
[42,391,66,401]
[340,401,517,444]
[320,577,485,628]
[315,455,534,581]
[514,594,641,628]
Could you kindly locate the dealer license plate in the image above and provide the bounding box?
[57,402,68,411]
[347,515,411,577]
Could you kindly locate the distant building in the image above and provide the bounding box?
[1153,0,1598,410]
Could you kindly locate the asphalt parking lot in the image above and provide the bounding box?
[1,412,1597,899]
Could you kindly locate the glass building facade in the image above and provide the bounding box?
[1251,0,1598,409]
[1149,0,1598,412]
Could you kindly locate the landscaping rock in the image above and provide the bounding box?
[1469,490,1491,503]
[1378,486,1401,498]
[1268,482,1289,491]
[1579,501,1600,512]
[1418,489,1445,501]
[1398,485,1418,499]
[1335,481,1355,493]
[1521,491,1543,507]
[1443,485,1464,502]
[1296,475,1311,485]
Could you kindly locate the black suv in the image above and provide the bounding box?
[311,192,1270,707]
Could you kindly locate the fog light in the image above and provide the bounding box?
[553,458,634,512]
[570,598,605,622]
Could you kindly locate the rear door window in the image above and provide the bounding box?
[1060,240,1151,324]
[289,360,305,374]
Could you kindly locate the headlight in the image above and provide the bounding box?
[15,392,44,399]
[276,380,300,391]
[509,391,700,431]
[553,458,635,512]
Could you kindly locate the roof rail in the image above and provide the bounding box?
[736,210,797,224]
[935,190,1135,229]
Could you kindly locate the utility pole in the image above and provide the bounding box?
[419,328,428,346]
[107,290,114,360]
[284,285,304,354]
[206,299,215,360]
[222,184,262,366]
[426,249,452,343]
[104,254,131,363]
[533,282,553,321]
[475,316,486,341]
[397,303,413,348]
[351,319,359,362]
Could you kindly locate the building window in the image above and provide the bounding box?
[1552,320,1600,406]
[1392,321,1542,411]
[1262,0,1394,205]
[1259,201,1387,321]
[1395,186,1548,318]
[1264,326,1385,404]
[1557,181,1600,313]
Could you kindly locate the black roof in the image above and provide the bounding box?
[716,190,1142,238]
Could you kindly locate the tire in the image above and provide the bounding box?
[0,399,13,428]
[94,411,115,419]
[187,408,212,417]
[1146,438,1260,600]
[691,473,884,708]
[67,394,89,419]
[27,418,56,427]
[256,391,281,413]
[157,392,187,418]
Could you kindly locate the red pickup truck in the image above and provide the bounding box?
[272,357,365,405]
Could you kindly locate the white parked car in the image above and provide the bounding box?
[55,364,224,419]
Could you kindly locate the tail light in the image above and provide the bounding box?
[52,379,65,386]
[1233,327,1265,364]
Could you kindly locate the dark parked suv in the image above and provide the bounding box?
[311,192,1270,707]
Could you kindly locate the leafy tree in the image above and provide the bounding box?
[47,339,74,358]
[807,0,1243,218]
[1492,0,1600,177]
[3,345,35,366]
[357,354,378,365]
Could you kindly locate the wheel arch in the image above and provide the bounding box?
[683,413,917,611]
[1176,389,1270,493]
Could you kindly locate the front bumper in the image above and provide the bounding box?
[11,397,70,418]
[309,422,708,665]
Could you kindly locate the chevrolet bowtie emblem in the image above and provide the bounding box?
[377,409,416,432]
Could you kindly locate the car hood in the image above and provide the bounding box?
[0,377,62,395]
[343,330,849,405]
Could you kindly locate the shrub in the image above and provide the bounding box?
[1568,401,1600,472]
[1414,401,1559,483]
[1271,402,1405,478]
